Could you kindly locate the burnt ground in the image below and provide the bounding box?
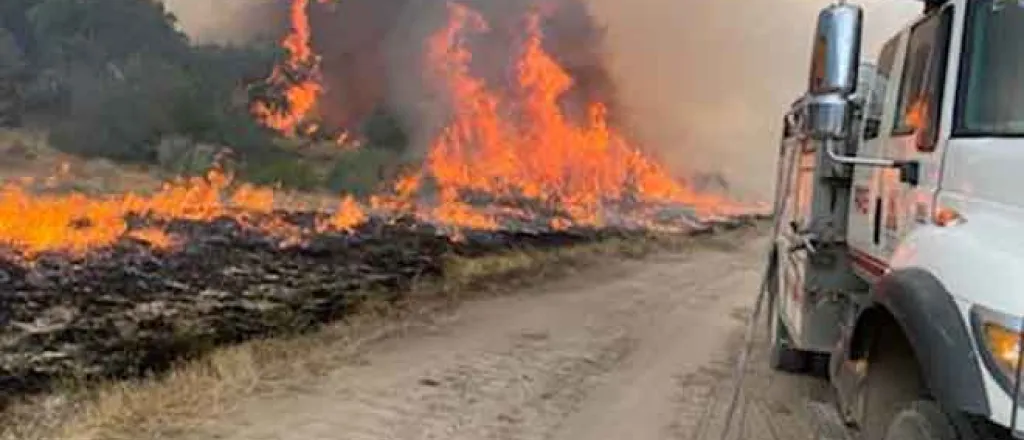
[0,211,758,407]
[163,228,828,440]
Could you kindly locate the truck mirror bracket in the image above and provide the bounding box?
[824,141,919,187]
[824,140,896,168]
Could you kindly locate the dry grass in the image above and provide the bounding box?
[0,207,764,440]
[0,129,376,211]
[443,236,679,294]
[442,226,759,295]
[1,296,436,440]
[0,129,163,194]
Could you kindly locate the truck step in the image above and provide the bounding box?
[806,401,852,440]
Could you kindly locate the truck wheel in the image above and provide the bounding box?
[861,326,925,440]
[882,401,958,440]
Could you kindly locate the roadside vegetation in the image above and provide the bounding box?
[0,0,412,191]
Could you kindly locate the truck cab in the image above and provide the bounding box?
[772,1,1024,438]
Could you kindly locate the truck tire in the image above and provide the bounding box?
[861,323,925,440]
[882,401,958,440]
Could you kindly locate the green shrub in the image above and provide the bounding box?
[361,107,409,154]
[8,0,281,166]
[155,137,223,176]
[242,156,321,191]
[325,149,404,197]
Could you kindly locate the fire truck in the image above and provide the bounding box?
[771,0,1024,438]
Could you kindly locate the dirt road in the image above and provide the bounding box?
[196,232,827,440]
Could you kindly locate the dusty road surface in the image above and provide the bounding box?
[196,231,827,440]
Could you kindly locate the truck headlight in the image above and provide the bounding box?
[972,305,1024,390]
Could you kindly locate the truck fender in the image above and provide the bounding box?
[855,268,990,417]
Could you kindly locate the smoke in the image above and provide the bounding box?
[162,0,919,201]
[160,0,285,44]
[379,0,620,150]
[584,0,920,200]
[165,0,613,133]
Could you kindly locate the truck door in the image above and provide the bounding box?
[848,35,903,278]
[881,7,954,259]
[852,7,955,275]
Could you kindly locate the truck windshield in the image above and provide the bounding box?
[958,0,1024,136]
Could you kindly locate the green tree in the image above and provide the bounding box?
[49,57,190,161]
[0,27,26,127]
[2,0,288,173]
[27,0,188,69]
[0,0,41,60]
[361,106,409,153]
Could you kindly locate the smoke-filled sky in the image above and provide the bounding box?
[584,0,920,200]
[163,0,920,201]
[162,0,281,44]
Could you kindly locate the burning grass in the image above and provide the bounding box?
[0,155,757,406]
[0,2,766,436]
[0,222,764,440]
[0,156,760,440]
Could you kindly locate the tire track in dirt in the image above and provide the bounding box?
[195,232,827,440]
[668,310,831,440]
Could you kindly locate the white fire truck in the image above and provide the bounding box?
[771,0,1024,439]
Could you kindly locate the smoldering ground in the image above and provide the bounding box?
[163,0,919,202]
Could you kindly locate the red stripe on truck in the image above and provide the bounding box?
[850,248,888,279]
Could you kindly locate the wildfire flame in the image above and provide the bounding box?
[0,0,749,259]
[316,196,368,232]
[0,167,366,258]
[397,3,737,229]
[251,0,323,135]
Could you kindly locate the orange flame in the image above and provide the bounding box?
[0,1,750,259]
[399,4,737,229]
[316,196,367,232]
[252,0,323,135]
[0,167,367,258]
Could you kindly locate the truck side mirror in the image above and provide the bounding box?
[809,3,863,96]
[806,2,863,140]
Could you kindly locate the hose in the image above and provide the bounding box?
[715,128,791,440]
[718,250,776,440]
